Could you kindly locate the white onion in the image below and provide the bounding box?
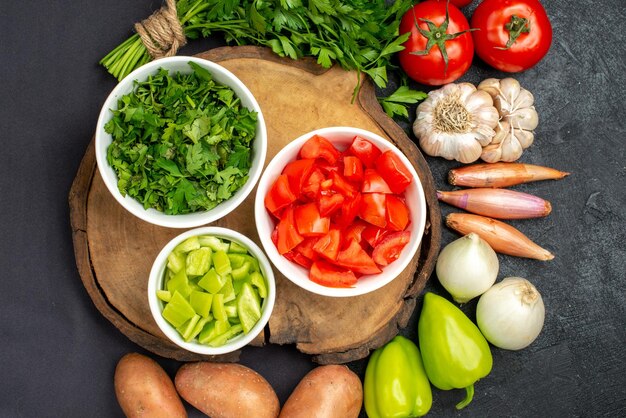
[476,277,545,350]
[436,233,499,303]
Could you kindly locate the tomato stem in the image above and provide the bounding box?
[498,15,531,50]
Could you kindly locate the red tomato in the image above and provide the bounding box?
[362,225,390,248]
[471,0,552,72]
[330,171,357,197]
[372,231,411,266]
[334,193,361,228]
[398,1,474,85]
[264,174,297,216]
[313,229,341,261]
[309,261,357,288]
[283,251,313,269]
[301,168,325,200]
[299,135,340,164]
[359,193,387,228]
[336,239,382,275]
[375,151,412,194]
[282,158,315,197]
[294,203,330,237]
[348,136,382,168]
[319,193,344,217]
[386,195,410,231]
[294,237,318,260]
[276,207,304,254]
[343,155,364,182]
[362,169,392,194]
[343,220,369,248]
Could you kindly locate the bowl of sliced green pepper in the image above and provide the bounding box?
[147,227,275,355]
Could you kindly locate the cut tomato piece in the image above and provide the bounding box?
[336,239,382,275]
[372,231,411,266]
[282,158,315,197]
[348,136,382,168]
[319,194,345,217]
[309,261,357,288]
[301,168,325,200]
[264,174,297,216]
[375,150,412,194]
[343,155,364,182]
[362,225,390,248]
[283,251,313,269]
[362,169,392,194]
[276,207,304,254]
[295,237,319,260]
[333,193,361,229]
[312,229,341,261]
[359,193,387,228]
[343,220,369,248]
[386,195,410,231]
[299,135,340,164]
[330,171,357,197]
[294,203,330,237]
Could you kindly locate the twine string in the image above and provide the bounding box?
[134,0,186,59]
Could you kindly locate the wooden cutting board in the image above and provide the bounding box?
[69,46,441,364]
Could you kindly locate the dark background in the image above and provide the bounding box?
[1,0,625,417]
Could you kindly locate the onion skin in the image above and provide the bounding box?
[446,213,554,260]
[437,188,552,219]
[476,277,545,350]
[448,163,570,188]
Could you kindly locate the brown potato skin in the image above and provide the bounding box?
[175,362,280,418]
[114,353,186,418]
[279,365,363,418]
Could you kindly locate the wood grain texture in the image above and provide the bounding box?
[69,46,440,363]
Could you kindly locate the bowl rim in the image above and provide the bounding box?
[254,126,427,298]
[147,226,276,355]
[95,56,267,229]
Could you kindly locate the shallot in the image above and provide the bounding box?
[448,162,570,188]
[437,188,552,219]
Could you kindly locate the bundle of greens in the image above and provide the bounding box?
[105,61,257,215]
[101,0,413,96]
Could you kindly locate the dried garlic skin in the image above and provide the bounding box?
[413,83,499,164]
[477,78,539,162]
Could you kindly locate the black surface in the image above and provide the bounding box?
[1,1,625,417]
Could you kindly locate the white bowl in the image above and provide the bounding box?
[95,56,267,228]
[148,227,276,355]
[254,127,427,298]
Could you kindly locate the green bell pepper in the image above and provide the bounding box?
[418,292,493,410]
[364,335,432,417]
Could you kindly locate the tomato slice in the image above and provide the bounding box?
[386,195,410,231]
[372,231,411,266]
[362,169,392,194]
[336,239,382,275]
[362,225,390,248]
[294,237,319,260]
[294,202,330,237]
[312,229,341,261]
[264,174,297,216]
[309,261,357,288]
[348,136,382,168]
[330,171,357,197]
[375,151,412,194]
[359,193,387,228]
[319,193,345,217]
[333,193,361,229]
[299,135,340,164]
[301,168,325,200]
[282,158,315,197]
[343,155,364,182]
[276,206,304,254]
[283,251,313,269]
[343,220,369,248]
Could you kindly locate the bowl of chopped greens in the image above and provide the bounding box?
[148,226,275,355]
[95,56,267,228]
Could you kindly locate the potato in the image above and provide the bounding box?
[175,362,280,418]
[279,365,363,418]
[114,353,186,418]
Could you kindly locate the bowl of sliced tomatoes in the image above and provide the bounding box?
[254,127,427,297]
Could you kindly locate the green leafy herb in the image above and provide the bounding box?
[100,0,414,102]
[104,62,257,215]
[378,85,428,120]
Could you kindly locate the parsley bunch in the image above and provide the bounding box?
[105,62,257,215]
[101,0,413,95]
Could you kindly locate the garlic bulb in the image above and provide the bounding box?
[413,83,500,164]
[435,232,499,303]
[477,78,539,162]
[476,277,545,350]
